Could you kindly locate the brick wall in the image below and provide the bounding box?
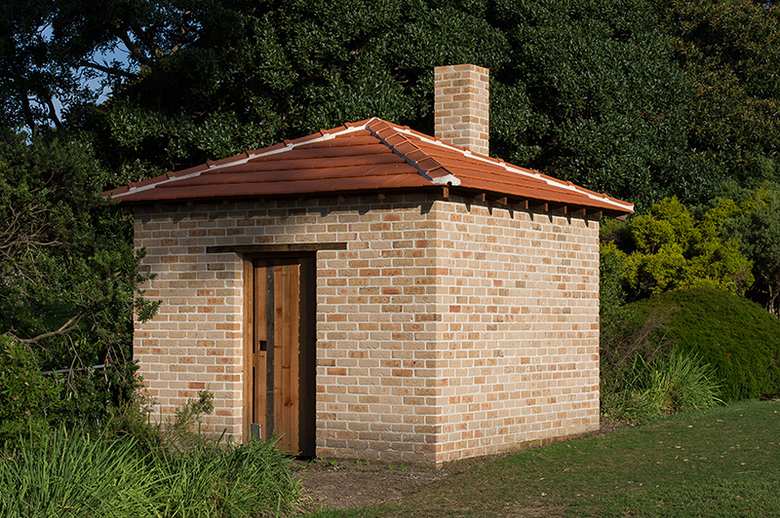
[432,200,600,463]
[133,191,600,465]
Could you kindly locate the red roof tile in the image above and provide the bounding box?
[107,118,633,215]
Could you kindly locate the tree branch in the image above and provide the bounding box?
[78,60,138,80]
[45,97,63,130]
[109,25,152,66]
[126,18,166,59]
[15,313,84,345]
[20,93,36,133]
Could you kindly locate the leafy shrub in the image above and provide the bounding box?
[618,288,780,401]
[105,389,216,453]
[602,197,753,300]
[0,335,62,442]
[0,133,160,428]
[599,240,633,348]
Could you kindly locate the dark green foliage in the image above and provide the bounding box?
[0,132,158,426]
[492,0,721,210]
[718,182,780,316]
[87,0,721,209]
[5,0,780,209]
[625,288,780,401]
[655,0,780,192]
[0,336,62,442]
[599,239,633,348]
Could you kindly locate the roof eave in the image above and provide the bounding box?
[113,183,632,220]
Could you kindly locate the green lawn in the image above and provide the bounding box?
[304,400,780,517]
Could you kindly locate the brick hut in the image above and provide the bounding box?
[109,64,633,466]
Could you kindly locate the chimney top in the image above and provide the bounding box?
[434,64,489,156]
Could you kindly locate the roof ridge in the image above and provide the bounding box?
[366,119,461,187]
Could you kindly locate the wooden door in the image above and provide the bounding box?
[245,256,315,456]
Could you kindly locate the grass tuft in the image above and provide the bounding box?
[0,429,154,518]
[604,351,722,424]
[0,427,300,517]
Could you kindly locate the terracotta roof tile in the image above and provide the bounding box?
[107,118,633,215]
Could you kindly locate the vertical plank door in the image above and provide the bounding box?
[249,257,315,456]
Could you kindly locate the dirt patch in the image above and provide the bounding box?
[294,460,450,512]
[294,421,630,513]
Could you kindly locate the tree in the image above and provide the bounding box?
[78,0,514,182]
[0,0,205,133]
[658,0,780,186]
[487,0,729,210]
[88,0,729,209]
[720,181,780,316]
[6,0,769,209]
[0,131,157,421]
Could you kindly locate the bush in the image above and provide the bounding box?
[601,197,753,300]
[599,299,673,398]
[0,133,159,428]
[617,287,780,401]
[0,335,62,442]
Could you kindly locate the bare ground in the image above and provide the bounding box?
[294,421,629,513]
[294,458,455,512]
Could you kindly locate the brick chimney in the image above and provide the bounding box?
[434,64,489,156]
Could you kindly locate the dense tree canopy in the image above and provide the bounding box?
[1,0,777,208]
[718,178,780,316]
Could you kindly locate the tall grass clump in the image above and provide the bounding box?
[0,391,302,517]
[116,390,302,517]
[603,351,722,424]
[0,429,155,518]
[151,438,300,518]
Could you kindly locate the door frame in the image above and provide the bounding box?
[242,252,316,456]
